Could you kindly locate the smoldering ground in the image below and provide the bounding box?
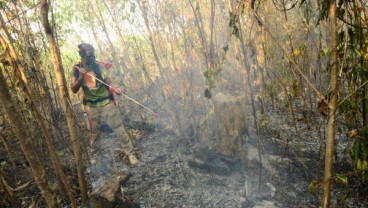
[84,66,363,208]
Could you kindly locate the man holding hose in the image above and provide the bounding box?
[70,43,138,165]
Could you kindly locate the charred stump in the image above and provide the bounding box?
[91,171,139,208]
[212,93,248,162]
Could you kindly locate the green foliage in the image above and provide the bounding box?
[56,150,64,156]
[339,98,359,114]
[203,42,229,90]
[308,179,316,194]
[54,10,75,45]
[61,49,80,76]
[320,48,331,57]
[316,1,329,25]
[350,139,368,182]
[293,44,306,58]
[336,174,348,185]
[292,79,298,97]
[339,98,361,128]
[362,126,368,138]
[0,161,9,172]
[203,70,215,89]
[0,0,6,9]
[257,111,270,132]
[364,170,368,182]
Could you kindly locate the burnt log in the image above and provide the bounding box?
[91,171,140,208]
[188,148,244,176]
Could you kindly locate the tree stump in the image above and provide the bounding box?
[212,93,248,161]
[91,171,140,208]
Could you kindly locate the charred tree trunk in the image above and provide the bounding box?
[39,0,88,205]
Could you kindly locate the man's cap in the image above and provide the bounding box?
[78,43,95,57]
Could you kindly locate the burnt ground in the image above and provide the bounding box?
[120,101,367,208]
[1,95,367,208]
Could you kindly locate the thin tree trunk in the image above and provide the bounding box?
[101,0,132,75]
[129,23,154,86]
[208,0,215,70]
[322,0,338,207]
[0,13,28,84]
[0,68,59,208]
[39,0,88,205]
[0,35,77,207]
[189,0,208,66]
[281,2,310,129]
[17,0,59,144]
[237,21,262,192]
[359,21,367,126]
[89,0,122,73]
[138,0,165,80]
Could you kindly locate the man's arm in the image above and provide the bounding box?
[71,66,86,93]
[105,77,122,95]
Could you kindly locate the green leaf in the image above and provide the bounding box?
[353,142,360,162]
[0,161,9,172]
[362,160,368,170]
[26,109,34,119]
[0,1,5,9]
[309,180,316,194]
[357,158,362,170]
[361,143,368,160]
[361,126,368,138]
[175,147,181,156]
[343,191,351,201]
[321,48,331,57]
[292,79,299,97]
[56,151,64,156]
[336,174,348,184]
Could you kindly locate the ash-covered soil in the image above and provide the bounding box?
[114,109,310,207]
[116,101,365,208]
[1,96,365,208]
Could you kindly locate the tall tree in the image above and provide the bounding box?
[39,0,88,205]
[322,0,338,207]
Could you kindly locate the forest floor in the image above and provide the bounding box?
[1,95,367,208]
[120,98,367,208]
